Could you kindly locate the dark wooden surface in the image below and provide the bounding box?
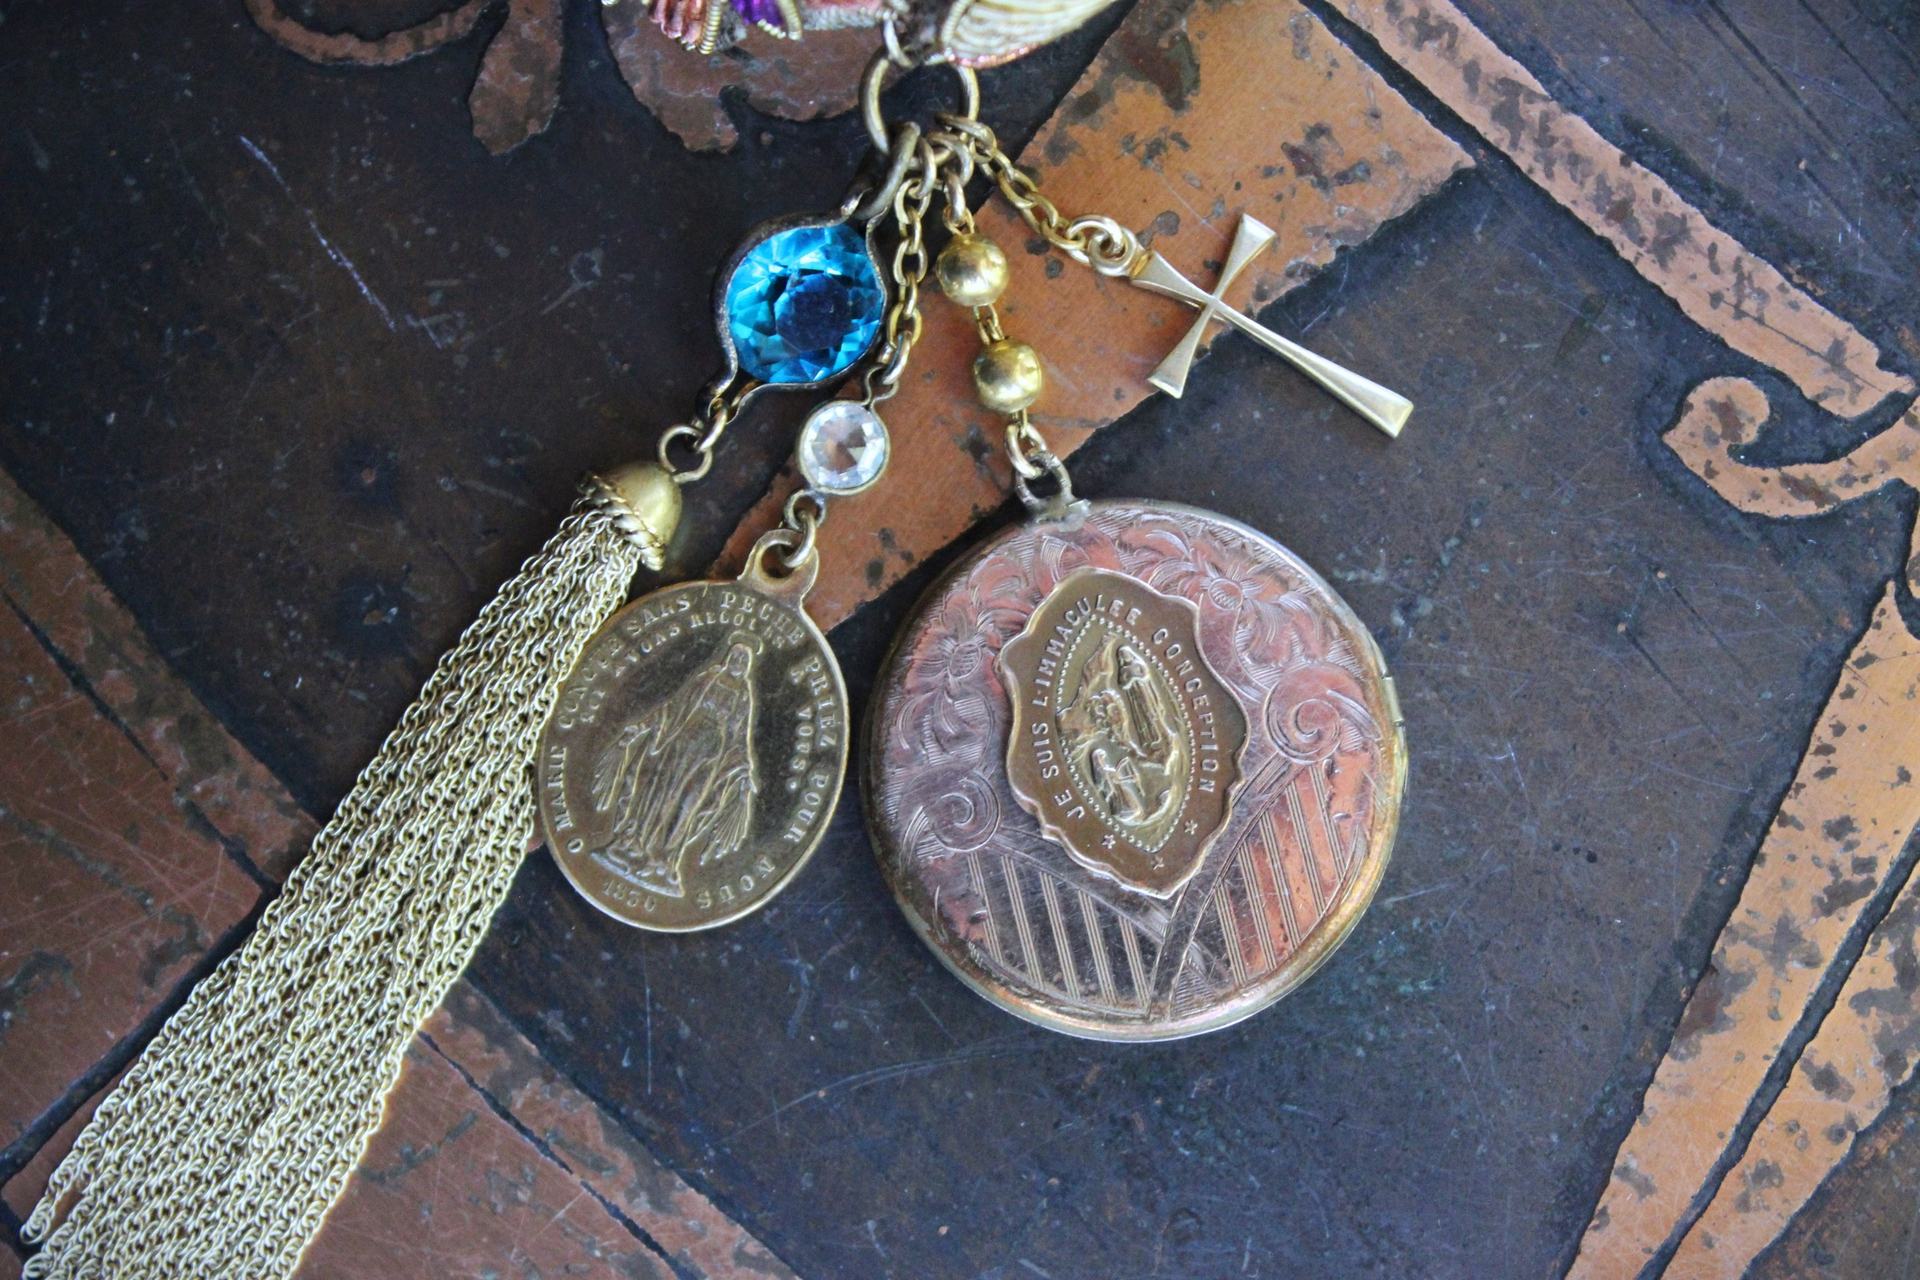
[4,0,1919,1276]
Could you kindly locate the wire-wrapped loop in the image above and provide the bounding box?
[1064,216,1142,276]
[1005,412,1050,479]
[655,424,714,484]
[1011,450,1078,515]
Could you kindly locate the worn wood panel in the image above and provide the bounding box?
[293,1039,679,1280]
[292,984,800,1280]
[1665,379,1920,596]
[1441,0,1920,369]
[1569,585,1920,1279]
[0,471,315,880]
[1670,855,1920,1277]
[1340,0,1912,418]
[418,983,802,1280]
[600,2,882,152]
[0,509,263,1161]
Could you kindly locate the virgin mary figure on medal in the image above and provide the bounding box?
[587,629,763,898]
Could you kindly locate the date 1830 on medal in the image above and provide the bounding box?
[538,573,848,931]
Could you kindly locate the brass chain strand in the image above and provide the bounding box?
[866,138,938,403]
[930,118,1142,276]
[48,506,637,1276]
[24,498,643,1280]
[913,125,1081,508]
[929,118,1077,250]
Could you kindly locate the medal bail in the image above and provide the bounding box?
[741,523,822,608]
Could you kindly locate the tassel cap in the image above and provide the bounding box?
[588,462,682,570]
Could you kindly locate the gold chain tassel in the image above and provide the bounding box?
[22,498,642,1280]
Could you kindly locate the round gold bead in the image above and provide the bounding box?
[936,233,1011,308]
[599,460,683,570]
[972,338,1045,414]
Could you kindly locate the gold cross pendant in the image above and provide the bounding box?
[1128,215,1414,438]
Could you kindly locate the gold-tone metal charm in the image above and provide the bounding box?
[1127,215,1412,436]
[532,73,990,931]
[539,534,847,931]
[1000,568,1248,898]
[937,108,1415,436]
[855,113,1416,1037]
[867,500,1405,1040]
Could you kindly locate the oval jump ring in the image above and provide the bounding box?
[863,52,983,156]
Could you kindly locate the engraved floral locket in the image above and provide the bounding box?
[851,94,1416,1039]
[866,491,1406,1041]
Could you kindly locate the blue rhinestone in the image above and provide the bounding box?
[726,223,883,384]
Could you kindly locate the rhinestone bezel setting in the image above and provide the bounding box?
[723,222,884,386]
[797,401,890,495]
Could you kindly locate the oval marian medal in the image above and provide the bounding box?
[532,193,893,931]
[540,542,848,931]
[867,498,1406,1039]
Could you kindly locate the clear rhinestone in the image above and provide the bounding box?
[797,401,889,495]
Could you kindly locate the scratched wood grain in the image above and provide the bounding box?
[0,472,314,880]
[1436,0,1920,379]
[249,0,886,154]
[1340,0,1913,419]
[1568,585,1920,1279]
[601,1,883,152]
[293,1039,680,1280]
[0,472,273,1171]
[1669,843,1920,1277]
[1665,379,1920,596]
[293,985,802,1280]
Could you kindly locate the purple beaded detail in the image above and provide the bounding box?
[730,0,784,25]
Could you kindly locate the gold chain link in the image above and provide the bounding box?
[861,136,946,404]
[1005,409,1051,479]
[911,114,1119,516]
[933,118,1077,248]
[975,304,1006,346]
[932,118,1142,277]
[655,378,752,485]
